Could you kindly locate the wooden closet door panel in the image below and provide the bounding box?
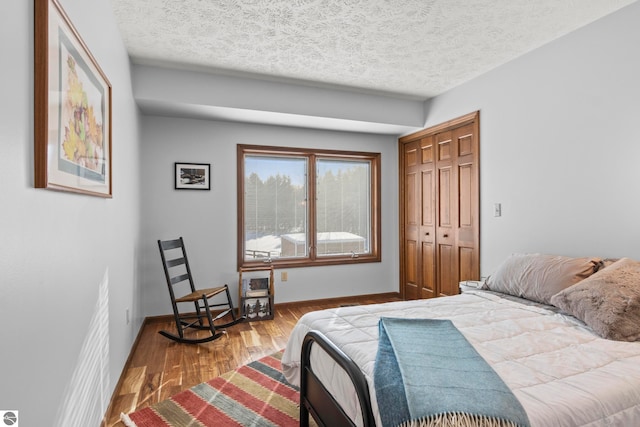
[436,132,458,296]
[421,170,435,296]
[421,242,435,298]
[422,170,435,228]
[458,163,473,229]
[405,240,418,300]
[458,247,475,283]
[403,142,420,300]
[420,137,436,297]
[438,243,456,296]
[454,123,479,282]
[436,132,453,232]
[404,170,419,300]
[438,166,452,227]
[406,171,418,226]
[457,161,476,281]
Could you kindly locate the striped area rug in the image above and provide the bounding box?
[121,351,303,427]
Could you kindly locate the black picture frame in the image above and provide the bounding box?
[175,162,210,190]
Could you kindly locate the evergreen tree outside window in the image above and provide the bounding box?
[316,159,370,256]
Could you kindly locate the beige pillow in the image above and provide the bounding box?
[551,257,640,342]
[485,253,601,305]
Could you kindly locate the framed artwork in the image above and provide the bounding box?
[242,297,272,320]
[175,163,211,190]
[242,277,269,297]
[34,0,112,197]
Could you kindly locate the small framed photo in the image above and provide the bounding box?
[175,162,210,190]
[243,277,269,297]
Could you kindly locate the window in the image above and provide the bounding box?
[238,145,381,268]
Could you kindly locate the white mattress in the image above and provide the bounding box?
[282,290,640,427]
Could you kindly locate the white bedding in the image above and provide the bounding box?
[282,290,640,427]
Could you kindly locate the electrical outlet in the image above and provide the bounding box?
[281,271,288,282]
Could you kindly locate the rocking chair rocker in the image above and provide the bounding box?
[158,237,243,344]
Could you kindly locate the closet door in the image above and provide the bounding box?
[399,112,479,300]
[419,137,436,298]
[435,131,457,296]
[402,137,437,300]
[435,123,479,296]
[453,122,479,286]
[403,140,420,300]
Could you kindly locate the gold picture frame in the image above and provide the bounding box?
[34,0,112,197]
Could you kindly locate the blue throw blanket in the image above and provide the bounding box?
[374,317,530,427]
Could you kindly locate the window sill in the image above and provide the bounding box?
[240,254,381,270]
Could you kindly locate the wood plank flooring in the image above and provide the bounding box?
[102,293,400,427]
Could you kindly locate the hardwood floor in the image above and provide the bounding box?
[102,293,400,427]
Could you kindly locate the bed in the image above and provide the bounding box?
[281,255,640,427]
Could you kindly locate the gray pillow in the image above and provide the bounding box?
[551,257,640,342]
[485,253,601,305]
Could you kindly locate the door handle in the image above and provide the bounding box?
[443,234,449,238]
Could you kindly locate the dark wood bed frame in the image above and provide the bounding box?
[300,330,376,427]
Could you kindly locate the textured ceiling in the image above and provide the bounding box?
[110,0,635,99]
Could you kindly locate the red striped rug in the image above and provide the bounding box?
[121,351,303,427]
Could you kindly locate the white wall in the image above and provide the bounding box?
[0,0,140,425]
[133,64,425,134]
[423,1,640,275]
[139,117,398,317]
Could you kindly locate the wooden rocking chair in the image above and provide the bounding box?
[157,237,243,344]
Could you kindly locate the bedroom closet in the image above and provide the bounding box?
[399,111,480,299]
